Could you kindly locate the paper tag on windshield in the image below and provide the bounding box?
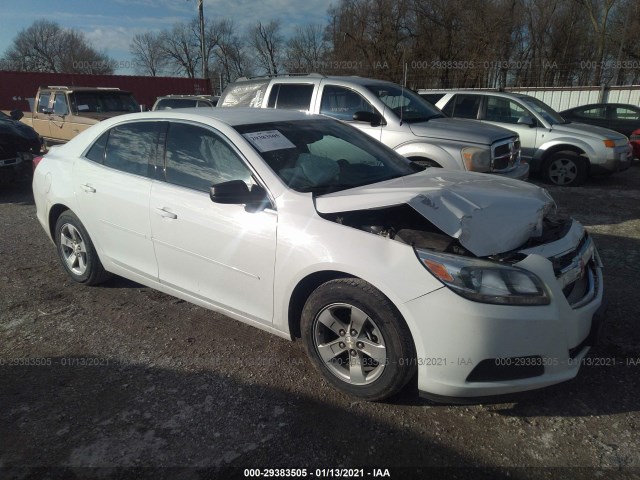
[243,130,295,152]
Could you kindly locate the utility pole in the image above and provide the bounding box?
[198,0,207,79]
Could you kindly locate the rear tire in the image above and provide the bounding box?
[543,151,588,187]
[301,278,416,401]
[54,211,111,285]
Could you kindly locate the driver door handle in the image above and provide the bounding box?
[156,207,177,219]
[80,184,96,193]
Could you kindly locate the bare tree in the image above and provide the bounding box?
[249,20,283,75]
[212,19,251,84]
[609,0,640,84]
[160,21,200,78]
[1,19,114,74]
[130,32,167,76]
[285,24,327,73]
[575,0,618,85]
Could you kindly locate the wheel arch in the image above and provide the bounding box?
[288,270,353,339]
[286,270,421,363]
[48,203,71,240]
[394,142,460,170]
[406,156,442,167]
[535,143,590,167]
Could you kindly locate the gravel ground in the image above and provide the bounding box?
[1,166,639,480]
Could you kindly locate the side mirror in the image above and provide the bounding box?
[353,110,382,127]
[10,109,24,121]
[517,115,536,127]
[210,180,269,210]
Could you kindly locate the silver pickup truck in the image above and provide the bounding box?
[219,75,529,180]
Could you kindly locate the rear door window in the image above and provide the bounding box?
[104,122,162,176]
[451,94,482,119]
[267,84,314,110]
[612,107,640,121]
[575,106,606,119]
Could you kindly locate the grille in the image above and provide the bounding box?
[549,233,599,308]
[492,139,521,171]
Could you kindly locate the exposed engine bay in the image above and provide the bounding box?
[320,204,573,261]
[319,204,473,256]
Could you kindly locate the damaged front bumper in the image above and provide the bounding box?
[404,220,604,399]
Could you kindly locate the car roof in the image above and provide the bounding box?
[114,107,322,126]
[562,103,639,111]
[419,89,533,99]
[232,75,399,87]
[156,95,219,100]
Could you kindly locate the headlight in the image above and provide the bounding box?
[461,147,491,172]
[416,248,550,305]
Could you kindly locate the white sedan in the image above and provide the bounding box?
[32,108,605,401]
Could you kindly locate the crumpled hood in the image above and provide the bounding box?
[315,170,555,257]
[552,122,628,141]
[409,118,517,144]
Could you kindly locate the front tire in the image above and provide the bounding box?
[301,278,416,401]
[54,211,110,285]
[543,151,588,187]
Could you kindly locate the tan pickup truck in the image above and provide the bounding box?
[20,86,140,146]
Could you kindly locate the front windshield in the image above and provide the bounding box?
[70,92,140,113]
[365,84,444,123]
[519,96,566,125]
[234,119,421,194]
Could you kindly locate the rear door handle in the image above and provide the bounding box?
[80,184,96,193]
[156,207,177,219]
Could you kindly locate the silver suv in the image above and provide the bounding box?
[219,75,528,180]
[421,90,631,186]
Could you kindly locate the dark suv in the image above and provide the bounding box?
[0,110,41,183]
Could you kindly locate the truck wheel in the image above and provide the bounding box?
[54,211,111,285]
[543,151,588,187]
[301,278,416,401]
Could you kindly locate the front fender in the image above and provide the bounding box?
[394,142,462,170]
[533,136,597,163]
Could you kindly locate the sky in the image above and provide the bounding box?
[0,0,332,74]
